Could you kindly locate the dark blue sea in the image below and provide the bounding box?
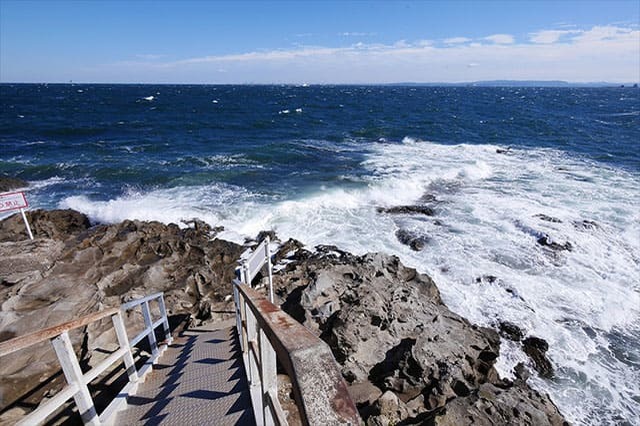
[1,84,639,424]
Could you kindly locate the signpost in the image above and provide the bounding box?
[0,191,33,240]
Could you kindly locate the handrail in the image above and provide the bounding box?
[0,308,118,357]
[234,280,360,425]
[0,292,172,425]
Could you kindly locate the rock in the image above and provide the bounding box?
[431,382,567,426]
[395,229,429,251]
[534,214,563,223]
[523,336,554,378]
[0,177,28,193]
[475,275,498,284]
[514,362,530,381]
[498,321,525,341]
[366,390,410,426]
[256,229,277,243]
[273,250,567,425]
[573,219,599,231]
[348,381,383,407]
[0,209,91,242]
[537,235,573,252]
[0,210,242,412]
[377,205,435,216]
[0,209,568,425]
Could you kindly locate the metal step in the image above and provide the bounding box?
[113,321,255,425]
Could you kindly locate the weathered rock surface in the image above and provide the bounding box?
[377,205,436,216]
[0,209,567,425]
[271,247,567,425]
[0,210,243,413]
[537,235,573,252]
[0,177,28,193]
[522,336,554,378]
[0,209,91,242]
[395,229,429,251]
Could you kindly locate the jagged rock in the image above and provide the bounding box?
[377,205,435,216]
[431,382,567,426]
[366,390,410,426]
[514,362,530,381]
[537,235,573,252]
[0,177,28,192]
[348,381,383,408]
[273,249,566,424]
[475,275,498,284]
[395,229,429,251]
[0,210,242,412]
[534,214,563,223]
[523,336,554,378]
[498,321,525,341]
[0,209,91,242]
[1,210,567,425]
[573,219,599,231]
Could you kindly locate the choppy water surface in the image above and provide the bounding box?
[1,84,639,424]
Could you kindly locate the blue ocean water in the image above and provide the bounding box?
[1,84,639,424]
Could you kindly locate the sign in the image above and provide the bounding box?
[0,191,33,240]
[0,191,29,212]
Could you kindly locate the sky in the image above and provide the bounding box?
[1,0,639,84]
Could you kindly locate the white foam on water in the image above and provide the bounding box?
[59,183,262,229]
[60,137,640,424]
[221,138,639,424]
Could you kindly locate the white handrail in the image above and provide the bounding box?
[0,292,173,426]
[239,237,274,302]
[233,281,360,426]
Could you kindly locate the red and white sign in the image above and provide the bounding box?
[0,191,29,213]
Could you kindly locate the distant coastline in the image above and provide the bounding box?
[1,80,638,87]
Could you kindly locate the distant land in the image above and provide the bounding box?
[0,80,638,87]
[386,80,639,88]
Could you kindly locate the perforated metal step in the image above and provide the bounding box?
[114,321,255,425]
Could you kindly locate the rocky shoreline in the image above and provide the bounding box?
[0,208,567,425]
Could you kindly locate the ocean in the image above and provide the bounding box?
[1,84,639,424]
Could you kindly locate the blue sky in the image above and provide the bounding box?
[1,0,639,83]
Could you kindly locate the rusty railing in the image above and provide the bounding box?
[233,240,360,425]
[0,292,172,425]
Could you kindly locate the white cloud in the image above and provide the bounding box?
[135,54,166,60]
[81,25,640,84]
[484,34,515,44]
[416,39,433,47]
[443,37,471,44]
[529,30,581,44]
[340,32,376,37]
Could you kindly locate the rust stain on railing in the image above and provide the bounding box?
[235,283,361,425]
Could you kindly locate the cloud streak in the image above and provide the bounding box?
[95,25,639,84]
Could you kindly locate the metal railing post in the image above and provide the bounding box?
[51,332,100,425]
[265,236,274,303]
[141,301,158,357]
[157,296,172,344]
[111,312,138,384]
[260,328,277,426]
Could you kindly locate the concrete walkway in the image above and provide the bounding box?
[114,320,255,425]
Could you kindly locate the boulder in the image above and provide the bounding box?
[0,177,28,193]
[395,229,429,251]
[523,336,554,378]
[377,205,435,216]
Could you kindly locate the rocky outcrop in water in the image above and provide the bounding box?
[271,245,567,425]
[0,176,28,193]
